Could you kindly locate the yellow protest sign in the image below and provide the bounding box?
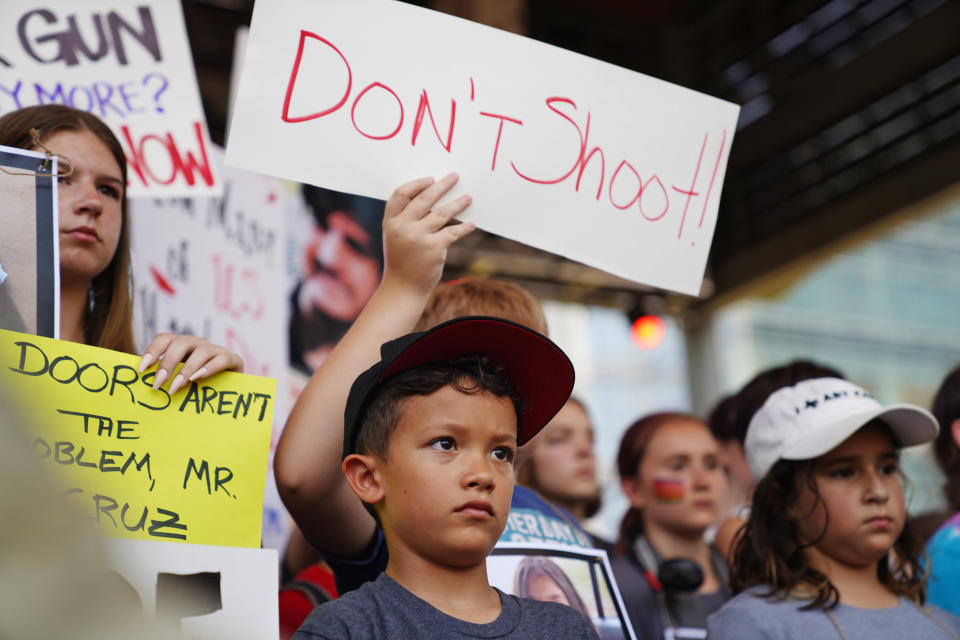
[0,329,274,548]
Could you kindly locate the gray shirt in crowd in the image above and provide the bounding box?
[708,587,960,640]
[293,572,601,639]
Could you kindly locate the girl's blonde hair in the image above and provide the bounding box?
[416,277,547,334]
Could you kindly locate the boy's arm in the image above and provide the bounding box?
[275,174,475,555]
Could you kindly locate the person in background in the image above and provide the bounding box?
[0,105,242,388]
[708,377,959,639]
[926,364,960,617]
[709,360,843,561]
[517,397,614,553]
[613,412,730,640]
[289,186,383,373]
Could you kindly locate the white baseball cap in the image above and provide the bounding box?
[745,377,939,480]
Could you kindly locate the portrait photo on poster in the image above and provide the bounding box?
[488,543,637,640]
[0,145,59,338]
[287,184,384,375]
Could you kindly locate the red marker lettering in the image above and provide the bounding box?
[350,82,403,140]
[699,129,727,228]
[511,97,582,185]
[121,121,214,188]
[281,31,352,123]
[148,265,175,296]
[640,174,668,222]
[672,132,708,239]
[411,90,456,152]
[607,161,667,221]
[608,160,643,211]
[478,111,522,171]
[575,112,604,200]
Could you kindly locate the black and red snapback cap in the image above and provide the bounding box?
[343,316,575,458]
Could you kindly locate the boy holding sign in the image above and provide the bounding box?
[277,177,611,635]
[293,315,597,638]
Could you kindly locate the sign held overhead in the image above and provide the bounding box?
[227,0,739,295]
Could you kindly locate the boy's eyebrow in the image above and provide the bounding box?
[419,420,518,443]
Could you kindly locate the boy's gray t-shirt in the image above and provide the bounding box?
[293,572,601,639]
[708,587,960,640]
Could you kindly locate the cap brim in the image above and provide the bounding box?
[380,316,575,445]
[784,404,939,461]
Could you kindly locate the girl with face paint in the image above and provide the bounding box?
[610,412,731,640]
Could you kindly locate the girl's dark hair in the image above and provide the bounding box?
[516,397,602,519]
[730,436,925,608]
[932,365,960,512]
[0,105,135,353]
[615,412,698,554]
[513,556,590,617]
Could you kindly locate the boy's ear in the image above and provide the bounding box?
[342,453,385,506]
[951,419,960,450]
[621,476,646,509]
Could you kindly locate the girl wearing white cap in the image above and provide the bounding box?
[708,377,960,639]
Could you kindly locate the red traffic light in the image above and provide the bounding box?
[630,315,665,350]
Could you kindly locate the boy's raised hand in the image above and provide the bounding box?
[381,174,475,297]
[275,175,474,558]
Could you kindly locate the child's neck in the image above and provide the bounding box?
[644,523,720,594]
[385,551,502,624]
[801,547,900,609]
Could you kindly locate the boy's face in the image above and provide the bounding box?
[376,385,517,569]
[791,423,905,570]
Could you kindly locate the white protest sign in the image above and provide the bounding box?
[0,0,220,197]
[104,538,278,640]
[227,0,740,295]
[128,145,291,549]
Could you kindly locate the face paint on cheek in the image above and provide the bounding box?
[652,478,685,502]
